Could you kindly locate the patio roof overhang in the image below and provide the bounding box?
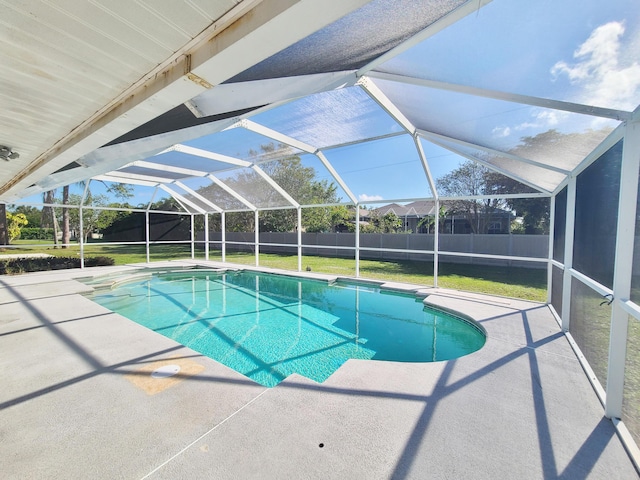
[2,0,638,210]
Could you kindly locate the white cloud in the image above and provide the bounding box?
[514,110,564,132]
[533,110,560,126]
[551,21,640,110]
[491,126,511,138]
[359,193,383,202]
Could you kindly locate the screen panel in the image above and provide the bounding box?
[573,141,623,288]
[553,187,568,263]
[570,279,612,388]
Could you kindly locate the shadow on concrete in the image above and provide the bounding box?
[0,278,628,479]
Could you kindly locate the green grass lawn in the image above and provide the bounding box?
[1,242,547,301]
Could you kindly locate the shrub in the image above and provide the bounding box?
[20,228,55,240]
[0,256,115,275]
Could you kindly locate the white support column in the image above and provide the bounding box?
[204,214,210,261]
[547,195,556,305]
[190,214,195,259]
[78,205,84,268]
[297,206,302,272]
[434,199,439,287]
[411,134,440,287]
[145,210,150,263]
[561,177,577,331]
[255,210,260,267]
[355,204,360,277]
[79,182,90,269]
[607,121,640,419]
[221,211,226,262]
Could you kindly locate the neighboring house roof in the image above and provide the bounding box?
[371,201,514,218]
[372,201,436,217]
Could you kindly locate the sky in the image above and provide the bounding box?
[13,0,640,210]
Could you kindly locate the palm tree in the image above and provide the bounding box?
[42,190,59,247]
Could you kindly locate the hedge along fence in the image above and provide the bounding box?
[0,256,114,275]
[200,232,550,268]
[18,227,56,240]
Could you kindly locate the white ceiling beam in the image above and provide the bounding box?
[92,175,160,188]
[571,122,626,178]
[241,119,317,153]
[553,123,627,194]
[76,119,235,172]
[190,71,358,118]
[250,165,300,208]
[106,171,174,184]
[413,136,439,200]
[158,184,206,214]
[416,129,572,175]
[32,168,90,191]
[358,78,439,200]
[174,144,252,167]
[357,78,416,134]
[426,136,552,195]
[321,131,407,151]
[367,71,632,121]
[239,118,358,205]
[315,151,358,205]
[132,160,208,177]
[174,180,223,213]
[439,193,550,201]
[206,174,257,211]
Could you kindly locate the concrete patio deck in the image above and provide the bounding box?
[1,261,637,479]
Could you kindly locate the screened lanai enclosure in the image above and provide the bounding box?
[1,0,640,469]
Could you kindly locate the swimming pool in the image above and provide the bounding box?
[88,270,485,387]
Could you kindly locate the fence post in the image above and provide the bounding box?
[221,211,226,262]
[355,205,360,277]
[254,210,259,267]
[190,214,195,260]
[297,206,302,272]
[145,211,150,263]
[204,213,209,261]
[434,200,439,287]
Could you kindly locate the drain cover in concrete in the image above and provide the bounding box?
[125,357,205,395]
[151,364,181,378]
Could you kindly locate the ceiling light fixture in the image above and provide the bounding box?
[0,145,19,161]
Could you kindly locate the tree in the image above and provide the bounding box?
[42,190,59,246]
[61,181,133,247]
[6,211,28,242]
[195,144,341,232]
[416,206,447,233]
[486,174,550,234]
[436,160,550,234]
[0,204,7,245]
[437,161,510,234]
[492,128,610,234]
[11,205,41,227]
[362,211,403,233]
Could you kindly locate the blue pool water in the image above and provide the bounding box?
[89,270,485,387]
